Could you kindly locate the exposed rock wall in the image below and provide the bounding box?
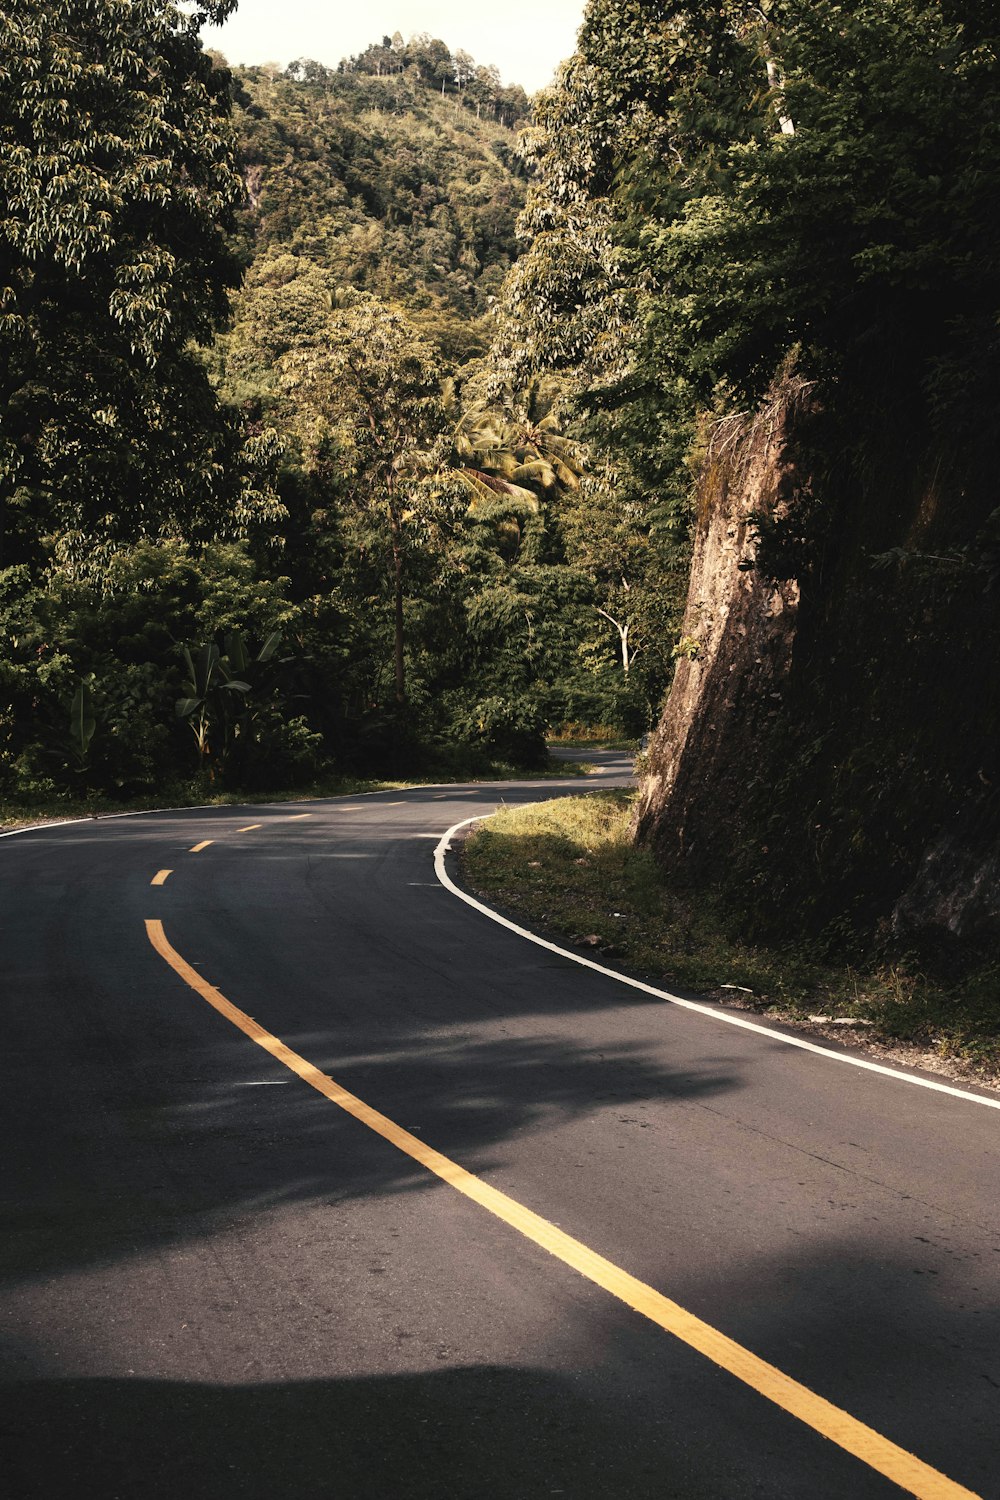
[631,378,808,875]
[892,802,1000,943]
[632,370,1000,962]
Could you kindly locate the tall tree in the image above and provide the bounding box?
[556,0,1000,951]
[0,0,274,573]
[279,295,445,704]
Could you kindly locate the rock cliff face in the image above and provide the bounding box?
[632,377,808,877]
[632,372,1000,963]
[892,802,1000,943]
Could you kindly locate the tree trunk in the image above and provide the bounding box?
[596,607,632,676]
[390,512,405,704]
[765,55,795,134]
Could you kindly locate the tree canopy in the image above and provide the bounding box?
[520,0,1000,958]
[0,0,283,573]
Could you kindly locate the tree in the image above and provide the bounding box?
[561,464,681,705]
[454,377,583,484]
[482,36,697,726]
[453,50,476,91]
[556,0,1000,952]
[571,0,1000,427]
[0,0,266,573]
[279,295,445,704]
[487,53,637,398]
[176,629,283,779]
[215,252,337,407]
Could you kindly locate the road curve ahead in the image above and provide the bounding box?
[1,757,998,1500]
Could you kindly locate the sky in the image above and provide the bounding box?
[202,1,588,96]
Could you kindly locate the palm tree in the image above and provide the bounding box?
[446,377,586,532]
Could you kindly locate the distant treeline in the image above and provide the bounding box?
[333,31,530,127]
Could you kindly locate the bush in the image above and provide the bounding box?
[0,542,324,798]
[445,694,548,769]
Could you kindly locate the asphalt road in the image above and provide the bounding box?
[1,754,998,1500]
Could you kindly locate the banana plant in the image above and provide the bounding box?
[175,632,283,777]
[225,628,282,679]
[68,677,97,773]
[176,642,249,775]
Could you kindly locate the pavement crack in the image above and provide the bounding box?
[686,1099,999,1235]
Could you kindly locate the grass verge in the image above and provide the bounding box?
[462,791,1000,1086]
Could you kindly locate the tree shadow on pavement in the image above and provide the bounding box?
[0,1365,734,1500]
[0,1020,738,1284]
[5,1215,996,1500]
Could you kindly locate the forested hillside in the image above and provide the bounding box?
[224,52,527,364]
[0,5,680,813]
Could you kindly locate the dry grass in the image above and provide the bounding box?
[463,792,1000,1084]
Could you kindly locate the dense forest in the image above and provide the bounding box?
[2,0,999,976]
[0,3,680,804]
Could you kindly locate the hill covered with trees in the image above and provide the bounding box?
[225,48,528,365]
[0,6,680,813]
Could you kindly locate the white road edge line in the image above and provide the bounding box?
[434,816,1000,1114]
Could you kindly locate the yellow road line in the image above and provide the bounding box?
[236,824,263,833]
[150,870,172,886]
[287,813,313,820]
[189,841,213,853]
[143,916,979,1500]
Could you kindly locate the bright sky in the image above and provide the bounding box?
[202,1,588,96]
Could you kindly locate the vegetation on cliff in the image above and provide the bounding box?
[490,0,1000,975]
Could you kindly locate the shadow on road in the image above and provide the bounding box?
[0,1365,711,1500]
[3,1219,995,1500]
[0,1015,738,1282]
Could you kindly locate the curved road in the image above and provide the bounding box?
[1,756,998,1499]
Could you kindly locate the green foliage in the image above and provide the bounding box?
[0,0,282,571]
[0,18,674,813]
[68,679,97,772]
[528,0,1000,961]
[561,0,1000,451]
[225,59,527,367]
[340,35,530,128]
[276,292,449,705]
[205,36,663,768]
[174,628,321,787]
[445,695,548,770]
[176,640,250,771]
[0,541,315,798]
